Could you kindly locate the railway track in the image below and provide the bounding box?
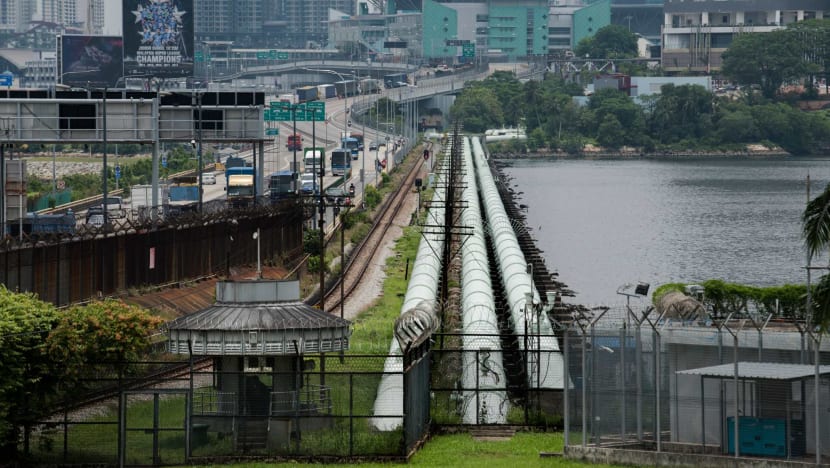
[47,357,213,418]
[318,149,427,314]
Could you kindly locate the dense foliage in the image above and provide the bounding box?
[451,72,830,155]
[721,19,830,100]
[652,280,807,321]
[0,289,160,456]
[574,24,638,60]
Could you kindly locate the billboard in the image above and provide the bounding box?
[123,0,194,78]
[60,35,125,88]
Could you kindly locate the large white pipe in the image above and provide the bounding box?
[471,136,565,390]
[370,136,451,430]
[460,137,508,423]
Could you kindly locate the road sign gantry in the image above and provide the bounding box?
[265,101,326,122]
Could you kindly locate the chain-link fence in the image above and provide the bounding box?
[431,333,565,428]
[20,344,433,465]
[564,305,830,464]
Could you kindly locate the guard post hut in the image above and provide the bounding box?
[166,279,351,451]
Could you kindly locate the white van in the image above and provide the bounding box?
[202,172,216,185]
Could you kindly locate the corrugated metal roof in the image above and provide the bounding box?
[676,362,830,381]
[166,301,351,332]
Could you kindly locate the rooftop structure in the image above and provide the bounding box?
[661,0,828,73]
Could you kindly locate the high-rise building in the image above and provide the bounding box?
[281,0,354,47]
[196,0,263,46]
[82,0,105,35]
[39,0,79,27]
[0,0,37,33]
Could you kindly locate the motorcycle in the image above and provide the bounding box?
[348,184,356,197]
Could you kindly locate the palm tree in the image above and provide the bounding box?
[801,183,830,331]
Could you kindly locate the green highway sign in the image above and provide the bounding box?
[277,52,289,60]
[269,102,293,121]
[256,51,268,60]
[195,51,203,62]
[304,102,325,121]
[462,43,475,58]
[266,128,279,136]
[267,101,325,122]
[269,50,278,59]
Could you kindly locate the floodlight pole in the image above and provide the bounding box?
[102,87,108,228]
[197,92,203,212]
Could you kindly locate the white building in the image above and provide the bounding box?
[662,0,828,73]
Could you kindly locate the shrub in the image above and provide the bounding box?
[350,224,370,245]
[364,186,382,209]
[303,229,322,255]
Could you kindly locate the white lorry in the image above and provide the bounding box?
[130,184,168,221]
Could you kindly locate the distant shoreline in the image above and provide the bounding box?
[491,148,792,160]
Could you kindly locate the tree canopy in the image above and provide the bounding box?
[574,25,639,59]
[0,290,161,457]
[721,19,830,99]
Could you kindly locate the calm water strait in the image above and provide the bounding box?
[501,157,830,306]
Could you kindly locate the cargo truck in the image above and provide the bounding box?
[334,80,358,98]
[296,85,318,103]
[130,184,168,222]
[303,148,325,176]
[226,155,250,169]
[359,78,382,94]
[317,84,336,99]
[287,133,303,151]
[167,176,200,215]
[225,167,255,208]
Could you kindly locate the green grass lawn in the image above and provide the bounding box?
[193,432,614,468]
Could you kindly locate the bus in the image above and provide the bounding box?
[341,137,359,159]
[269,170,296,201]
[330,148,352,177]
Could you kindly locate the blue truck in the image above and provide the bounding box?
[9,212,76,237]
[167,176,200,215]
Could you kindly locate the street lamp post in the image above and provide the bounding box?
[196,92,204,212]
[305,68,350,135]
[101,87,108,228]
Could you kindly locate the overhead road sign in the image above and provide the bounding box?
[462,43,475,58]
[266,102,325,122]
[384,41,407,49]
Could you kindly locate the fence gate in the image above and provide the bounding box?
[120,389,190,467]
